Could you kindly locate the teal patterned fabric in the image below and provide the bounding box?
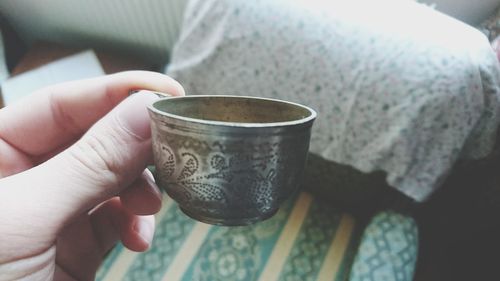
[96,206,197,281]
[348,211,418,281]
[277,202,344,281]
[124,206,196,280]
[97,192,362,281]
[180,197,296,281]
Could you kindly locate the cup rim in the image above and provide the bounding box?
[147,95,317,128]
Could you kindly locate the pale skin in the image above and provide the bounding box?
[0,71,185,280]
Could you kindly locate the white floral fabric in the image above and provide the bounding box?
[167,0,500,201]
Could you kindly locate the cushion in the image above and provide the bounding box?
[167,0,500,202]
[97,192,362,281]
[348,211,419,281]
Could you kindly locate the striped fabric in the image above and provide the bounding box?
[97,192,361,281]
[0,0,187,64]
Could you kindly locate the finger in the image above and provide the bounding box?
[35,126,154,167]
[56,198,155,281]
[89,197,155,253]
[0,138,33,178]
[121,213,155,252]
[120,169,162,216]
[0,91,159,236]
[56,212,103,281]
[0,71,184,157]
[33,140,74,166]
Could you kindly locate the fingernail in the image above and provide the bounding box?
[116,91,160,140]
[135,217,154,247]
[130,89,172,98]
[144,169,162,200]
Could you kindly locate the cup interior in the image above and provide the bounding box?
[151,95,314,124]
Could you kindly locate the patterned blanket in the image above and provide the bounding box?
[167,0,500,202]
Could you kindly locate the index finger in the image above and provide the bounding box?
[0,71,184,156]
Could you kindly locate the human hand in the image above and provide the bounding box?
[0,71,184,280]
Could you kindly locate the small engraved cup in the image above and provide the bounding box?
[148,95,316,226]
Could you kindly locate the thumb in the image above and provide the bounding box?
[2,91,160,233]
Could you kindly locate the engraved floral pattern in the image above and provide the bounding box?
[151,126,309,222]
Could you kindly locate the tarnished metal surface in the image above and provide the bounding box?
[148,95,316,225]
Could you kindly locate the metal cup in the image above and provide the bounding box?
[148,95,316,226]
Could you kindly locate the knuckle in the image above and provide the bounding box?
[68,131,124,188]
[49,91,82,137]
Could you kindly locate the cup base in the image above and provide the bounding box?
[179,207,279,226]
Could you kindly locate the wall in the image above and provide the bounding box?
[0,0,187,64]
